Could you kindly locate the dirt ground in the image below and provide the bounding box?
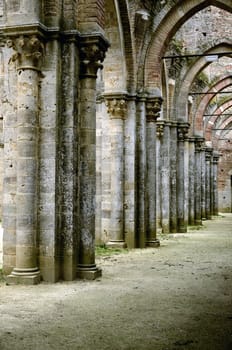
[0,214,231,350]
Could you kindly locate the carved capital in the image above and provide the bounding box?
[213,152,220,164]
[194,137,205,153]
[105,97,127,119]
[205,147,213,161]
[146,97,163,122]
[156,120,165,138]
[79,34,109,78]
[8,35,44,70]
[177,122,190,141]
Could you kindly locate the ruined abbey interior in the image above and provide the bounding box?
[0,0,231,284]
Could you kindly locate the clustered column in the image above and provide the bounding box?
[7,35,44,284]
[145,96,162,247]
[77,35,109,279]
[105,95,127,248]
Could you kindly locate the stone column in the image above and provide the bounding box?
[104,95,127,248]
[124,97,136,248]
[159,121,171,233]
[201,146,206,220]
[136,94,147,248]
[205,147,213,220]
[77,35,109,280]
[6,35,44,284]
[188,138,195,226]
[212,152,220,216]
[177,122,189,233]
[60,37,79,281]
[170,122,178,232]
[156,120,164,233]
[145,96,162,247]
[194,137,204,225]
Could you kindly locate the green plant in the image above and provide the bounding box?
[95,245,128,257]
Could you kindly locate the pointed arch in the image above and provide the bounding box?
[142,0,232,92]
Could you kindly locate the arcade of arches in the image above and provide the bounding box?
[0,0,231,284]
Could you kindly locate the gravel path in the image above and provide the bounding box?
[0,214,231,350]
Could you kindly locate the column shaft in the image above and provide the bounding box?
[6,36,44,284]
[194,138,204,225]
[201,147,206,220]
[213,153,220,215]
[77,35,109,279]
[104,96,127,248]
[188,138,195,226]
[59,40,78,280]
[136,96,146,248]
[177,123,189,233]
[205,148,213,220]
[160,121,171,233]
[145,96,162,247]
[170,122,178,232]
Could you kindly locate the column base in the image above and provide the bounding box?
[106,240,127,249]
[146,239,160,248]
[195,219,202,226]
[178,227,187,233]
[77,264,102,280]
[6,267,40,285]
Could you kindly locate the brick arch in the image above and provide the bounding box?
[213,115,232,148]
[205,101,232,142]
[193,75,232,135]
[172,44,232,126]
[143,0,232,92]
[103,0,135,93]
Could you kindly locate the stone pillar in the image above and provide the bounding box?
[184,135,189,228]
[6,35,44,284]
[145,96,162,247]
[136,94,147,248]
[59,37,79,281]
[104,95,127,248]
[124,97,136,248]
[170,122,178,232]
[201,146,206,220]
[156,120,164,233]
[188,138,195,226]
[194,137,204,225]
[212,152,220,216]
[77,35,109,280]
[159,121,171,233]
[205,147,213,220]
[177,122,189,233]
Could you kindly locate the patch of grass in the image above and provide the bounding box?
[188,225,204,231]
[95,245,129,257]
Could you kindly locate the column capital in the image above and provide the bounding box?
[177,122,190,141]
[213,151,220,164]
[79,34,109,78]
[205,147,213,161]
[156,120,165,138]
[7,35,44,70]
[194,136,205,152]
[146,96,163,122]
[104,94,128,119]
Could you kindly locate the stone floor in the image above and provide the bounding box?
[0,214,231,350]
